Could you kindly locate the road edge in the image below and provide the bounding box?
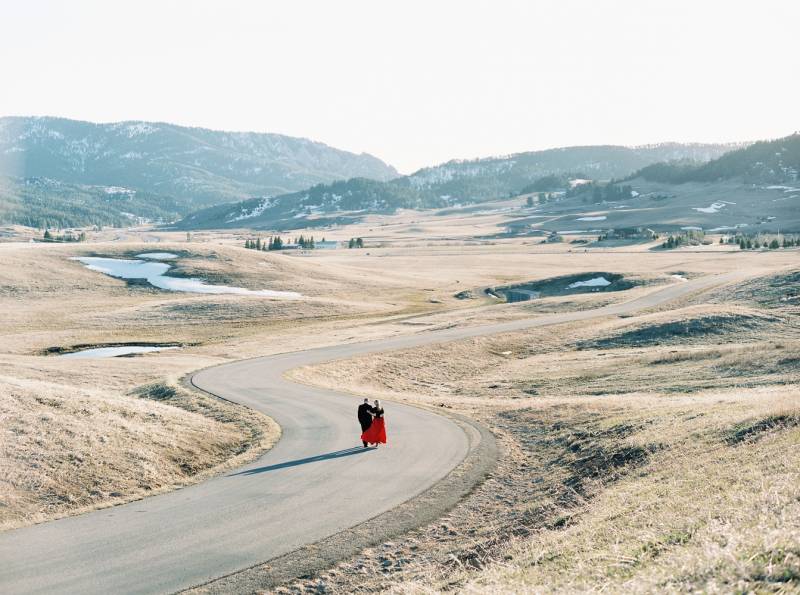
[181,409,498,594]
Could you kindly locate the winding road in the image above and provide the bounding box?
[0,273,740,594]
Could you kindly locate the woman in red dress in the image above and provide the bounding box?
[361,399,387,446]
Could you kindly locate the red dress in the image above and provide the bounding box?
[361,414,387,445]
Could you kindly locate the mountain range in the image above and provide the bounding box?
[511,133,800,235]
[4,115,795,233]
[175,143,743,230]
[0,116,397,227]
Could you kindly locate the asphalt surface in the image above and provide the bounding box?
[0,273,740,594]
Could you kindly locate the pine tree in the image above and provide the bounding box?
[348,238,355,249]
[526,195,534,207]
[356,237,364,248]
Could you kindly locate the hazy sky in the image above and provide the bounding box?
[2,1,798,173]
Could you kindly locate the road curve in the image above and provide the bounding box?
[0,273,740,594]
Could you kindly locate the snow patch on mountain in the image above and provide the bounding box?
[104,186,135,195]
[693,201,735,214]
[226,198,274,222]
[123,123,159,137]
[408,160,516,188]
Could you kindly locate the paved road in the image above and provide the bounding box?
[0,273,740,594]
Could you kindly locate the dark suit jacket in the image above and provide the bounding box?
[357,403,374,429]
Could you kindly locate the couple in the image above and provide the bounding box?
[357,398,387,447]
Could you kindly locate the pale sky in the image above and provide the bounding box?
[1,0,798,173]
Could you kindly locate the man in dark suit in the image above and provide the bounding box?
[357,398,374,448]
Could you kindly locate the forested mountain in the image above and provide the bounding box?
[634,134,800,184]
[176,142,741,230]
[0,116,397,227]
[0,176,184,229]
[525,133,800,235]
[177,177,424,230]
[405,143,740,200]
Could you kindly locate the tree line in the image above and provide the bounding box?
[244,235,327,251]
[721,233,800,250]
[42,229,87,242]
[660,230,706,249]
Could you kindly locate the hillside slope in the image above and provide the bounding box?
[515,134,800,234]
[635,133,800,184]
[0,176,185,229]
[176,143,740,230]
[0,116,398,227]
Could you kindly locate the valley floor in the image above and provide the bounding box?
[1,230,798,593]
[282,268,800,593]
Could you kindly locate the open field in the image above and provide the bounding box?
[282,263,800,593]
[1,219,798,591]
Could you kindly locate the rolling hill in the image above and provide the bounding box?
[175,143,740,230]
[0,176,185,229]
[0,116,397,227]
[514,134,800,235]
[634,133,800,184]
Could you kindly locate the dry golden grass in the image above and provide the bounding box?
[456,390,800,594]
[0,375,278,531]
[284,268,800,593]
[1,227,798,593]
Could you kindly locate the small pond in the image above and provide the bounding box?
[73,256,301,298]
[493,272,635,302]
[60,345,181,358]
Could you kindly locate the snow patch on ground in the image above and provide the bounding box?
[766,185,800,192]
[568,276,611,289]
[577,215,606,221]
[136,252,178,260]
[693,201,735,214]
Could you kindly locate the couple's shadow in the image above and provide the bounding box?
[229,446,374,476]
